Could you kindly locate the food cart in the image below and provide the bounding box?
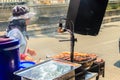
[14,18,105,80]
[14,52,105,80]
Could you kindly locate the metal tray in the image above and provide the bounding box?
[14,59,80,80]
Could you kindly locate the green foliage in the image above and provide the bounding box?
[107,4,112,10]
[107,3,120,10]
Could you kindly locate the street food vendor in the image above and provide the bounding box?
[5,5,36,60]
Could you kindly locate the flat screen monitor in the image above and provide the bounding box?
[66,0,108,36]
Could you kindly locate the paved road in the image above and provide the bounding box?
[27,21,120,80]
[0,21,120,80]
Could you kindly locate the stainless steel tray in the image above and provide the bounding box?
[14,59,80,80]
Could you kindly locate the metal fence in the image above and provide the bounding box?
[0,0,27,21]
[0,0,26,3]
[0,0,27,7]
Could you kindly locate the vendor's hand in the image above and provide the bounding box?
[20,54,34,61]
[20,54,27,60]
[27,48,37,56]
[25,56,34,61]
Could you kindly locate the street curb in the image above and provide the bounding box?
[102,15,120,24]
[27,15,120,36]
[27,24,58,36]
[0,15,120,36]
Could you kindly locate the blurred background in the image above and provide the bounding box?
[0,0,120,33]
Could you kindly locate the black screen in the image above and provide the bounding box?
[66,0,108,36]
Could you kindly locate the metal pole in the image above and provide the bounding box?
[70,33,75,62]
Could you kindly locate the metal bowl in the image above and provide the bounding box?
[81,61,94,68]
[77,57,97,68]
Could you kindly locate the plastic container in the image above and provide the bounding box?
[19,61,35,69]
[0,38,21,80]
